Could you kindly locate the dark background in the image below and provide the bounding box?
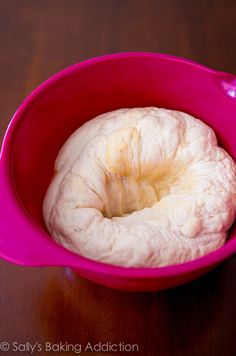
[0,1,236,355]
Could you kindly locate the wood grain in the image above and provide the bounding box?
[0,1,236,355]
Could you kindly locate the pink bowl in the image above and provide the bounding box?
[0,52,236,291]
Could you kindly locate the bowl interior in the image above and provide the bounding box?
[9,54,236,241]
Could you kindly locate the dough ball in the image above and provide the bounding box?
[43,108,236,267]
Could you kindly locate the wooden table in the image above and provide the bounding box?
[0,1,236,355]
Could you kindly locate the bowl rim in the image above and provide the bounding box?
[0,51,236,278]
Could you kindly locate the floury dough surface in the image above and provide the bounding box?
[43,107,236,267]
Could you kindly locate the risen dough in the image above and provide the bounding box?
[43,108,236,267]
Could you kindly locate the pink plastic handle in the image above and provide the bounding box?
[212,70,236,99]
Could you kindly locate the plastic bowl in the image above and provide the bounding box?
[0,52,236,291]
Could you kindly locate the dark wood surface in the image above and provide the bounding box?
[0,1,236,355]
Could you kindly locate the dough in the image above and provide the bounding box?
[43,108,236,267]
